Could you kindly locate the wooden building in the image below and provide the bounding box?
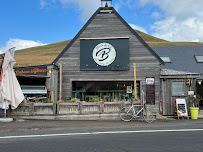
[14,65,50,98]
[6,3,200,116]
[10,4,201,116]
[160,69,200,115]
[153,46,203,115]
[48,6,163,112]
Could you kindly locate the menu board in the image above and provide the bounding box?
[146,78,155,104]
[176,98,188,117]
[126,86,132,93]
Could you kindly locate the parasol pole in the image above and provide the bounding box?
[0,47,17,122]
[4,109,6,118]
[134,63,138,101]
[59,61,62,103]
[0,54,7,119]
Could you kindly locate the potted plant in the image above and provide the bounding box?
[189,94,200,119]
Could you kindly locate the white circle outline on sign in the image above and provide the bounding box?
[92,43,116,66]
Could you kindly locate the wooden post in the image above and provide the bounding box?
[51,91,54,102]
[134,63,138,101]
[59,61,63,103]
[4,109,6,118]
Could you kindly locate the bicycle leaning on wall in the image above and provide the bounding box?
[119,90,155,123]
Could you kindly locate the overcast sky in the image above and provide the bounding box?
[1,0,203,54]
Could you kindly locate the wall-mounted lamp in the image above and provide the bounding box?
[197,80,202,85]
[48,69,53,74]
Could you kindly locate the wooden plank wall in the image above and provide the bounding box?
[47,65,58,102]
[161,78,197,115]
[55,12,161,112]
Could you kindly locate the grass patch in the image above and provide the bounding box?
[0,30,203,68]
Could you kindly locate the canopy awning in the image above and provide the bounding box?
[16,75,50,78]
[21,85,47,94]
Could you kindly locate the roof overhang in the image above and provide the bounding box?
[160,69,200,79]
[16,75,50,78]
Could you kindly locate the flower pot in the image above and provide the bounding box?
[190,107,199,119]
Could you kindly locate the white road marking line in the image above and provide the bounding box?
[0,129,203,139]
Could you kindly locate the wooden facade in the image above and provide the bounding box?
[51,7,163,112]
[160,70,200,115]
[16,7,201,116]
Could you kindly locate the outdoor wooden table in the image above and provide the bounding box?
[102,95,111,102]
[85,95,99,102]
[122,94,130,101]
[72,90,86,101]
[98,90,111,101]
[98,90,125,102]
[110,90,125,102]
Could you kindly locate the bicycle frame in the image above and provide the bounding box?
[120,90,154,123]
[127,104,145,120]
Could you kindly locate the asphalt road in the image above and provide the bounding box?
[0,119,203,152]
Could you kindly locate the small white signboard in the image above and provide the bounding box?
[126,86,132,93]
[146,78,154,85]
[188,91,194,95]
[176,98,188,119]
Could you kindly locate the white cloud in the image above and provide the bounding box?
[114,3,121,12]
[41,0,117,22]
[129,24,147,33]
[59,0,100,22]
[40,0,56,9]
[138,0,203,20]
[117,0,137,9]
[0,39,47,54]
[152,17,203,42]
[40,0,100,22]
[151,11,162,19]
[39,0,203,42]
[40,0,47,9]
[130,0,203,42]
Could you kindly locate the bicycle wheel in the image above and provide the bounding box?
[120,107,134,121]
[143,107,154,123]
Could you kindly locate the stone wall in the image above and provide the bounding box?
[1,102,145,117]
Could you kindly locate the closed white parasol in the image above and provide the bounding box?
[0,48,24,121]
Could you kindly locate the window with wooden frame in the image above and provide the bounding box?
[172,81,185,96]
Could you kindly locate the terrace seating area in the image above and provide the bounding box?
[71,89,134,102]
[70,81,140,102]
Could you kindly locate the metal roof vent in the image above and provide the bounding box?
[105,2,108,7]
[101,0,112,7]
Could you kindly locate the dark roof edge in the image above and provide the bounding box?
[112,8,164,65]
[152,45,203,48]
[14,64,48,69]
[52,8,101,64]
[52,7,164,65]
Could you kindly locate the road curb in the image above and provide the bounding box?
[0,118,13,122]
[11,114,121,121]
[8,114,203,121]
